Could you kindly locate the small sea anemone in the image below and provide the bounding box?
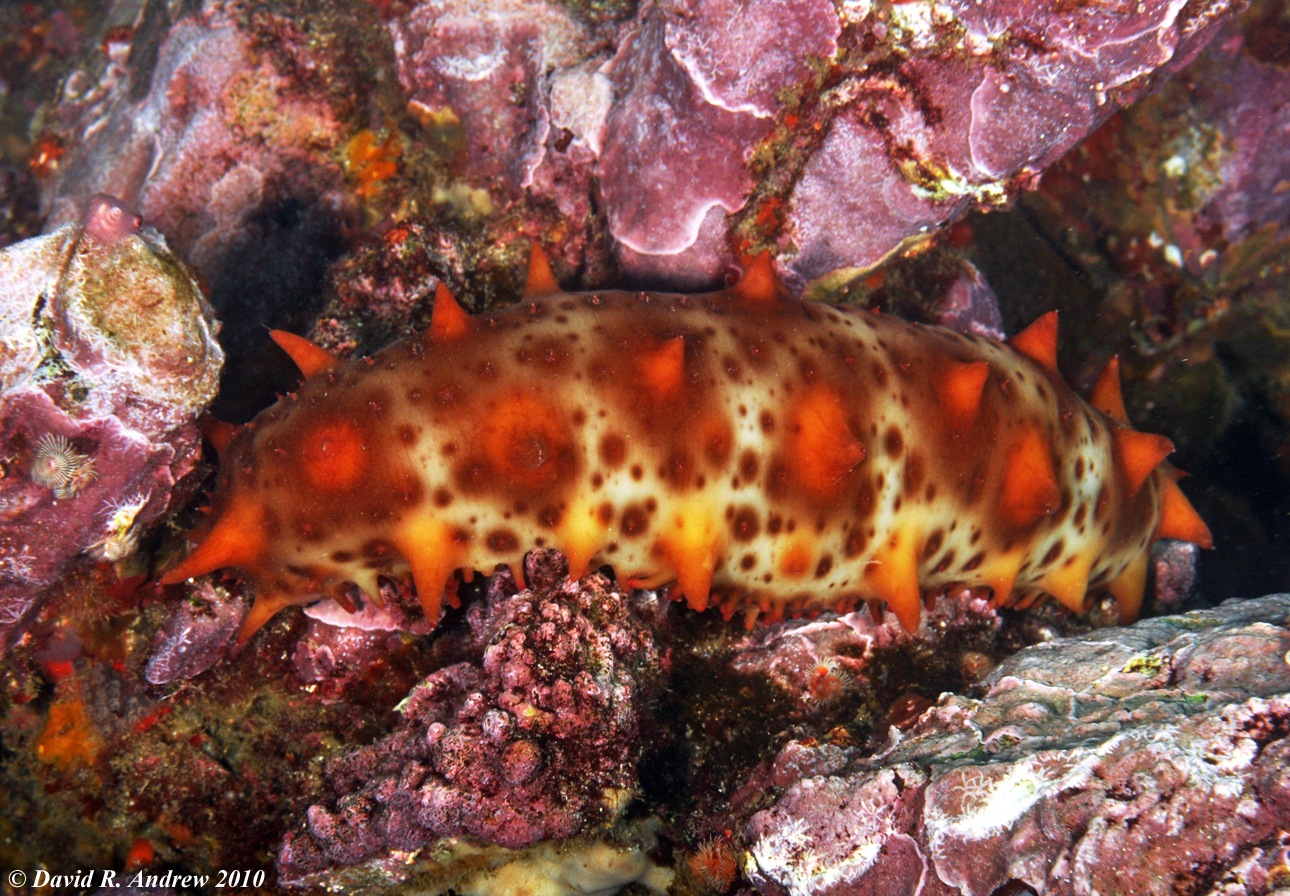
[689,837,738,891]
[805,655,853,703]
[30,434,96,498]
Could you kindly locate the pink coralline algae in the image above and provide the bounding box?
[731,588,1002,720]
[277,550,665,886]
[42,9,348,274]
[745,594,1290,896]
[575,0,1236,285]
[779,0,1239,285]
[595,0,839,284]
[388,0,606,203]
[0,194,222,650]
[145,581,246,686]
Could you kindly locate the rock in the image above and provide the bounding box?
[0,195,222,650]
[278,550,665,886]
[745,595,1290,896]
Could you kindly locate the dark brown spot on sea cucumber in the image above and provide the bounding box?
[362,539,394,560]
[620,505,648,536]
[884,426,903,458]
[814,555,833,578]
[599,433,626,467]
[487,530,519,552]
[1041,541,1065,567]
[732,508,760,542]
[845,529,867,558]
[923,529,944,559]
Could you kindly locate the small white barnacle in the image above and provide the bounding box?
[30,434,97,498]
[90,491,152,562]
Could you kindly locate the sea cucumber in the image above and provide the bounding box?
[163,251,1212,641]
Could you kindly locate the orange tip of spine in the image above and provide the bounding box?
[524,243,560,296]
[731,251,781,305]
[1113,428,1174,496]
[1090,356,1129,424]
[430,282,473,341]
[1156,477,1213,549]
[1010,310,1059,373]
[269,330,338,379]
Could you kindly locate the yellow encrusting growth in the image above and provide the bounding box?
[164,246,1213,641]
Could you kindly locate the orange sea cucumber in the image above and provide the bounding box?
[163,250,1211,642]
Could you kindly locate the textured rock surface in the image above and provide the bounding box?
[144,581,246,686]
[39,2,373,414]
[277,550,665,886]
[36,0,1245,313]
[0,196,222,650]
[42,5,352,266]
[565,0,1238,286]
[595,0,839,283]
[746,595,1290,896]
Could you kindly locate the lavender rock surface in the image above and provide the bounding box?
[39,0,1243,299]
[541,0,1236,285]
[277,550,665,887]
[43,6,350,273]
[145,582,246,685]
[0,195,222,650]
[746,595,1290,896]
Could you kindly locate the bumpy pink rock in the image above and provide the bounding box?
[931,260,1005,340]
[43,11,347,272]
[388,0,599,202]
[745,595,1290,896]
[0,197,222,650]
[731,588,1001,718]
[781,0,1239,283]
[277,551,664,884]
[597,0,839,283]
[145,581,246,685]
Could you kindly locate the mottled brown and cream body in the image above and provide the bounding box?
[164,255,1211,640]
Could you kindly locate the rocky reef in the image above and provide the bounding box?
[278,551,667,889]
[746,594,1290,896]
[0,194,222,650]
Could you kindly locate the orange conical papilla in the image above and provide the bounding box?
[1090,355,1129,424]
[161,494,266,586]
[1010,310,1059,373]
[524,242,560,295]
[269,330,338,379]
[731,251,785,306]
